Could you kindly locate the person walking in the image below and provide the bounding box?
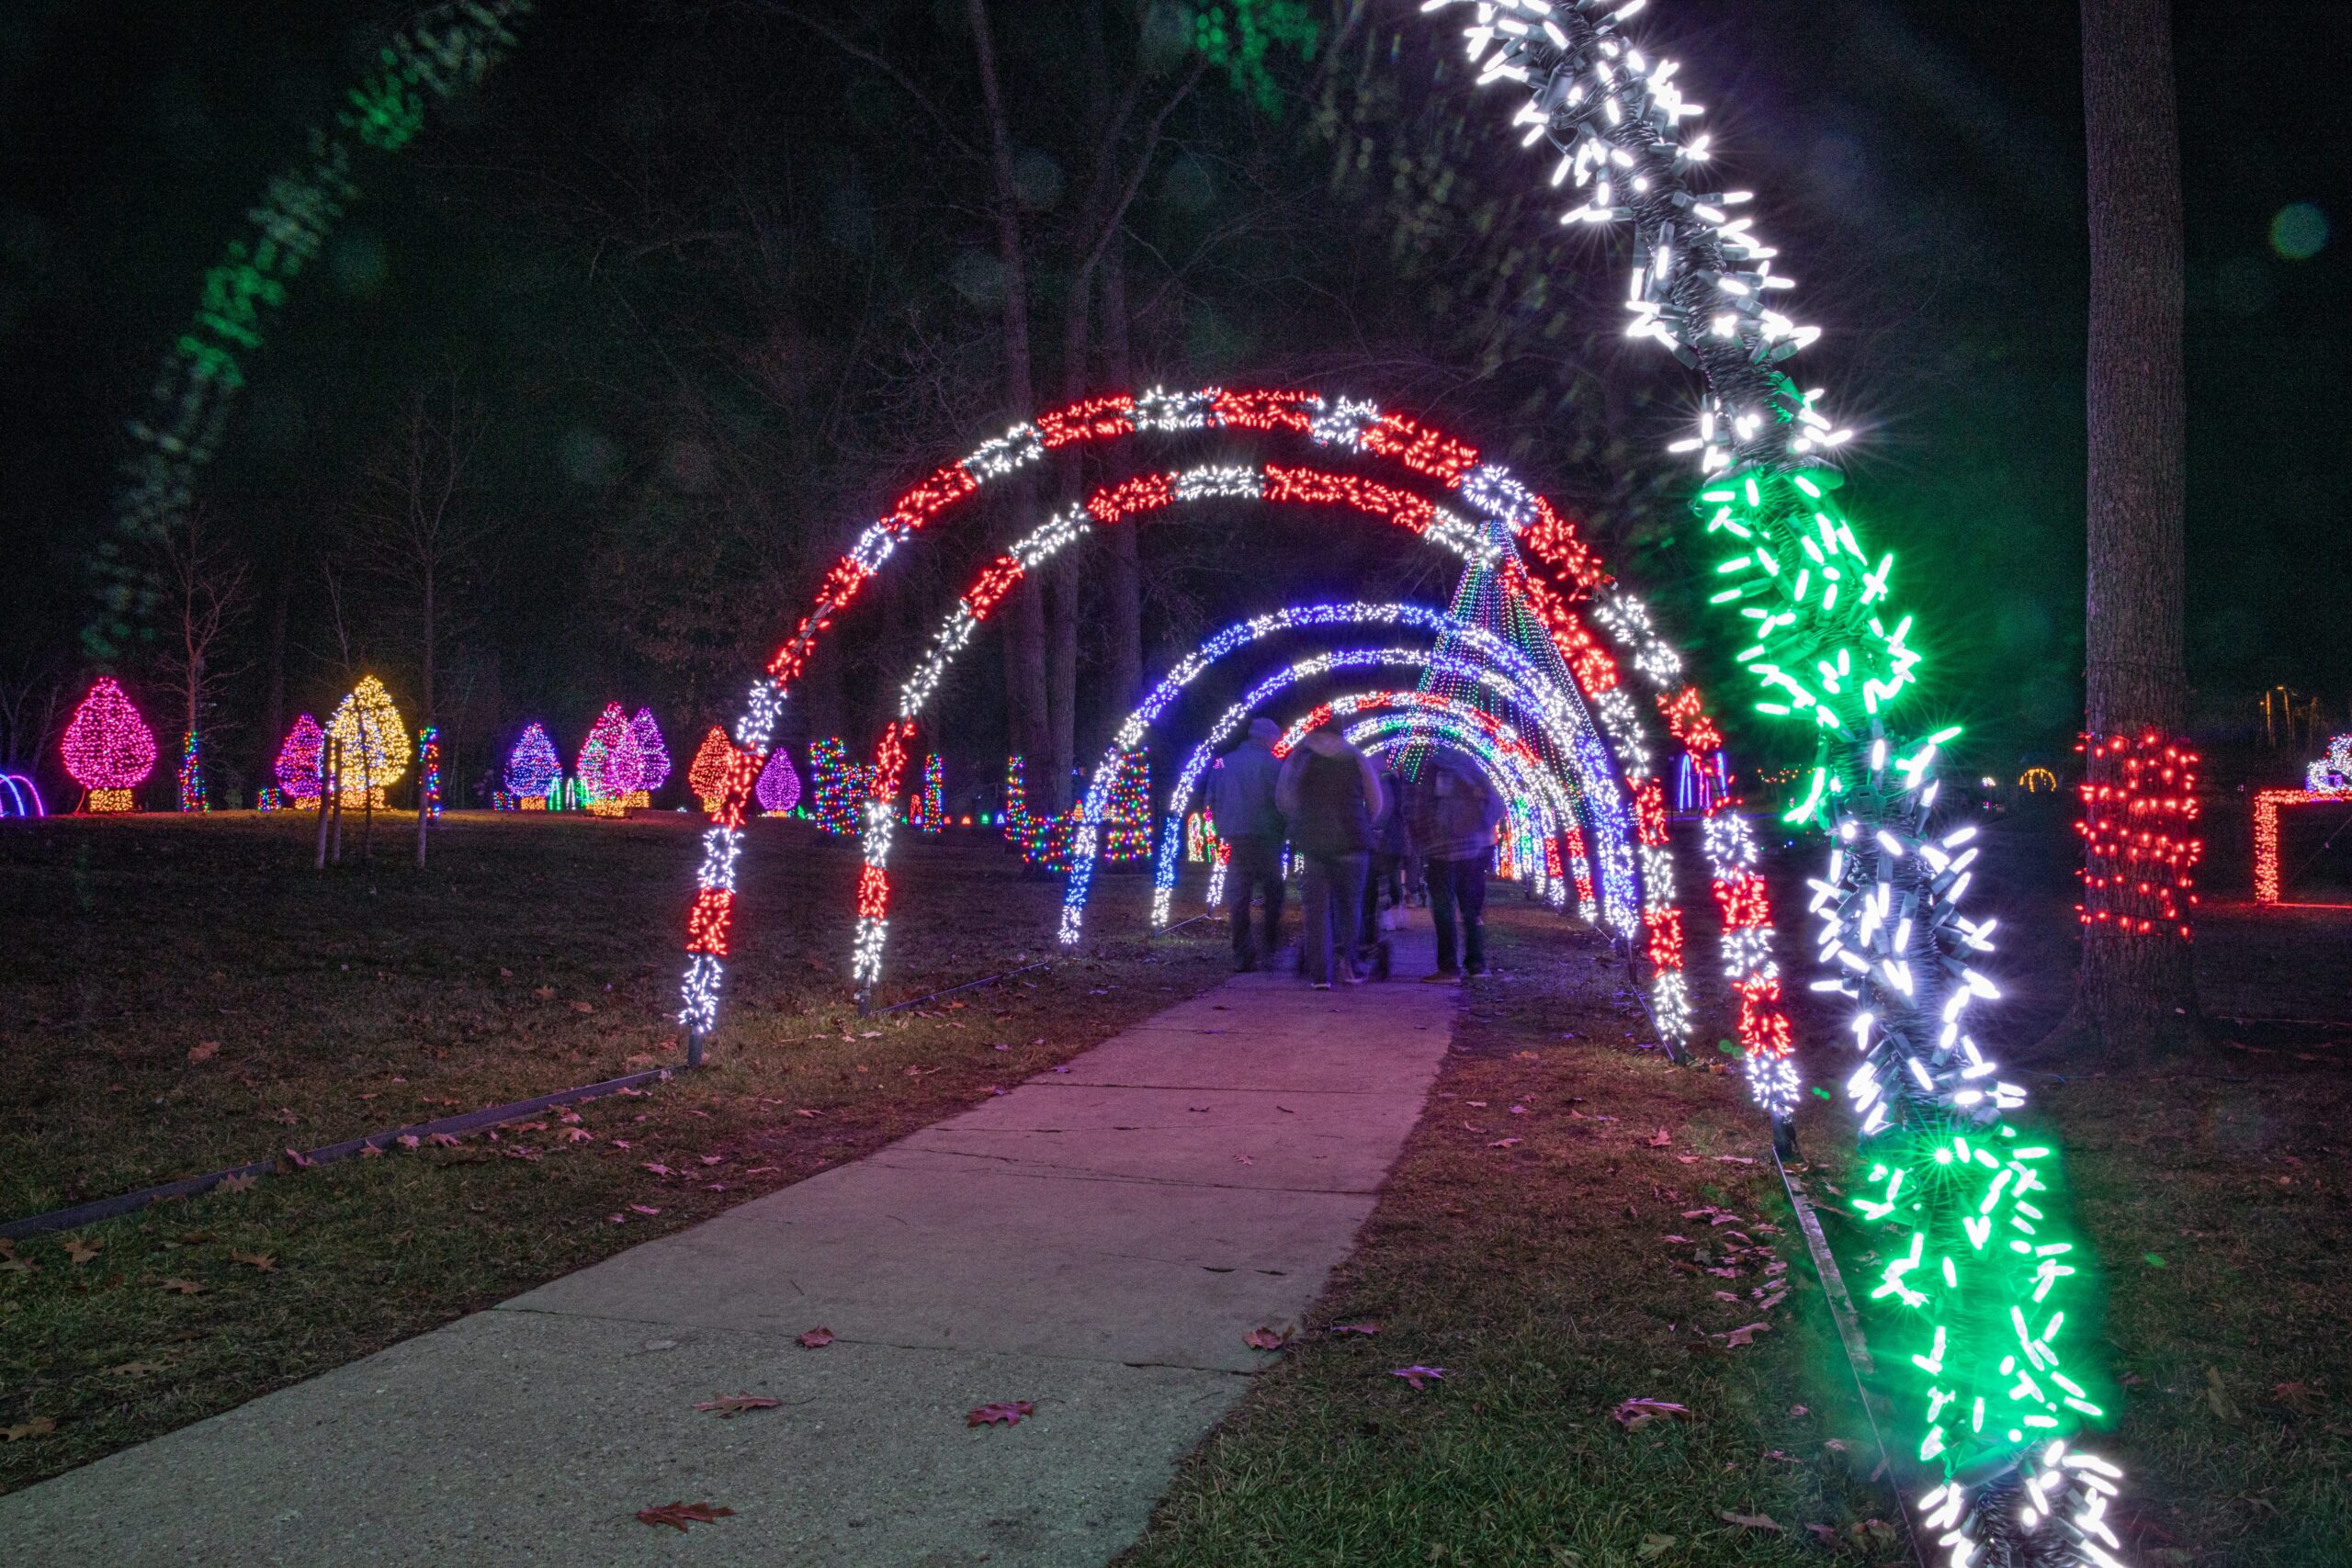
[1209,716,1287,971]
[1358,766,1414,967]
[1276,720,1384,989]
[1407,750,1506,982]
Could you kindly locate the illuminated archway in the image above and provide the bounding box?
[674,387,1769,1062]
[1051,602,1629,939]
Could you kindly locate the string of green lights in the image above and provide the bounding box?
[90,0,533,660]
[1431,4,2130,1564]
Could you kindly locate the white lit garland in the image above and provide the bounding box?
[1430,3,2128,1560]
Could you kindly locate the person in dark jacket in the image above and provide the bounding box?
[1406,749,1506,981]
[1209,717,1287,970]
[1358,767,1414,961]
[1275,722,1385,988]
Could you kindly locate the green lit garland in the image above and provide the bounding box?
[91,0,532,659]
[1431,4,2130,1565]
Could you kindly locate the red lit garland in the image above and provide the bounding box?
[2075,730,2203,940]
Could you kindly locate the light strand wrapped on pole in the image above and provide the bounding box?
[1429,3,2128,1562]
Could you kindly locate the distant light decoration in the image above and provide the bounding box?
[2306,733,2352,795]
[628,708,673,806]
[96,0,530,662]
[2019,767,2059,795]
[0,773,44,818]
[753,747,801,816]
[275,714,326,808]
[1185,812,1209,863]
[1675,750,1729,814]
[418,727,442,821]
[687,727,736,815]
[1434,0,2129,1554]
[576,704,636,817]
[254,785,282,812]
[325,675,409,809]
[2254,734,2352,908]
[2075,731,2202,941]
[807,739,867,837]
[175,730,208,813]
[679,380,1773,1065]
[62,677,158,813]
[505,722,562,806]
[911,754,945,833]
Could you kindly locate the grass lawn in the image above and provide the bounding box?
[0,810,1227,1492]
[1124,864,2352,1566]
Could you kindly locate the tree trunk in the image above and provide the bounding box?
[2078,0,2194,1045]
[967,0,1052,779]
[1100,240,1144,716]
[265,572,288,776]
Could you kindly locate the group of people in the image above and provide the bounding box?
[1208,716,1506,989]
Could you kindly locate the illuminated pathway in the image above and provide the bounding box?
[2,925,1457,1567]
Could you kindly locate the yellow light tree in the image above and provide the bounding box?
[327,675,410,808]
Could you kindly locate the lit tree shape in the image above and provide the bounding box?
[505,721,561,807]
[687,727,736,815]
[326,675,409,808]
[628,708,672,807]
[578,703,633,818]
[62,677,158,813]
[754,747,801,816]
[275,714,326,808]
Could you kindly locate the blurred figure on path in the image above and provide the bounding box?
[1276,721,1384,989]
[1210,716,1287,972]
[1407,750,1505,981]
[1358,765,1415,967]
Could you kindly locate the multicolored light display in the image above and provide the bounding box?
[676,382,1774,1055]
[176,730,208,813]
[577,704,635,817]
[808,739,869,837]
[1435,1,2125,1558]
[505,721,561,805]
[62,677,158,813]
[276,714,325,808]
[325,676,408,809]
[418,726,442,821]
[628,707,673,806]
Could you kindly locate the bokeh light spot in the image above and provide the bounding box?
[2270,201,2328,260]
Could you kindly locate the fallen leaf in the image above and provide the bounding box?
[1722,1323,1771,1348]
[1,1418,56,1442]
[699,1155,723,1167]
[63,1237,100,1266]
[636,1501,733,1531]
[1611,1397,1691,1431]
[571,1001,595,1014]
[160,1277,205,1295]
[563,1128,594,1143]
[425,1133,461,1149]
[1244,1326,1289,1351]
[187,1041,220,1065]
[231,1251,277,1273]
[1721,1511,1781,1531]
[1788,1404,1809,1417]
[693,1393,781,1417]
[396,1135,421,1151]
[628,1204,662,1216]
[1489,1137,1523,1148]
[967,1400,1035,1427]
[1646,1128,1672,1148]
[2271,1381,2325,1416]
[359,1143,384,1158]
[1388,1366,1446,1390]
[1806,1523,1839,1545]
[278,1147,314,1171]
[2207,1366,2241,1423]
[642,1163,673,1177]
[533,986,556,1000]
[1234,1154,1254,1165]
[1635,1533,1676,1560]
[797,1327,835,1348]
[1329,1321,1381,1336]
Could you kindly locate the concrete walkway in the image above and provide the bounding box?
[3,923,1456,1566]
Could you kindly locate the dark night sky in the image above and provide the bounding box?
[2,1,2346,780]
